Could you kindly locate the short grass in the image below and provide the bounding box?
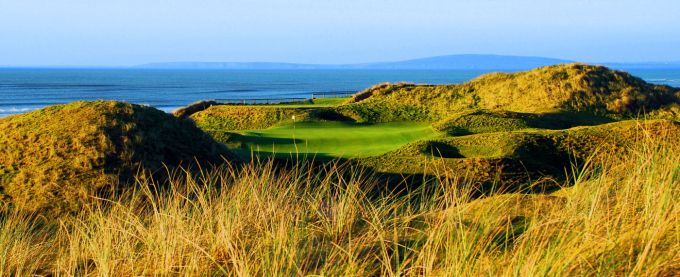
[230,121,440,159]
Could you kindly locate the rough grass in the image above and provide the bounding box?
[361,119,680,186]
[177,98,351,120]
[273,97,349,107]
[190,105,315,131]
[432,109,615,135]
[339,64,679,123]
[173,100,219,118]
[0,101,229,214]
[0,129,678,276]
[191,105,356,131]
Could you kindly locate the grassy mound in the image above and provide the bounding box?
[0,101,230,214]
[362,119,680,187]
[340,64,679,122]
[190,105,354,131]
[432,109,615,135]
[172,100,218,118]
[649,102,680,121]
[468,63,677,113]
[433,110,534,135]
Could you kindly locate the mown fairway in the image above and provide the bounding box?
[230,121,440,158]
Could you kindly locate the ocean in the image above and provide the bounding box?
[1,69,679,117]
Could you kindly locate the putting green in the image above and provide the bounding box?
[230,121,440,159]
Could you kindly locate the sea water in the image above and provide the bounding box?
[1,68,678,117]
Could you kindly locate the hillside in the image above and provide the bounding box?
[360,119,680,190]
[340,64,680,122]
[0,101,231,214]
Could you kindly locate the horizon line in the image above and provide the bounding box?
[2,53,680,69]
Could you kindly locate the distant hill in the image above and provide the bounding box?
[356,55,573,70]
[138,54,572,70]
[0,101,232,214]
[604,62,680,70]
[138,61,327,70]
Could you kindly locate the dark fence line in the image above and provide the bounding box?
[215,91,356,105]
[311,91,356,99]
[215,98,308,105]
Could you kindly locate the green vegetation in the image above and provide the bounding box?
[1,64,680,274]
[339,63,679,122]
[0,101,230,214]
[191,105,316,131]
[186,64,679,188]
[191,104,354,131]
[361,120,680,187]
[272,97,349,107]
[432,109,615,135]
[227,121,440,159]
[174,98,350,119]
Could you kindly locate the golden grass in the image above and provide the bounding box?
[339,64,679,122]
[0,101,229,215]
[190,105,315,131]
[1,124,678,276]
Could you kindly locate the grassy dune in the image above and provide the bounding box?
[0,101,228,214]
[340,64,679,122]
[1,130,677,275]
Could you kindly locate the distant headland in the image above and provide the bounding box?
[137,54,680,70]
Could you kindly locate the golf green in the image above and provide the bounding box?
[230,121,440,159]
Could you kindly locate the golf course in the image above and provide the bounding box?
[1,63,679,275]
[3,0,680,274]
[183,64,679,183]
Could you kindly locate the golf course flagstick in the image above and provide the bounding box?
[292,115,299,158]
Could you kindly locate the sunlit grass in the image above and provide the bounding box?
[0,128,678,276]
[232,121,440,159]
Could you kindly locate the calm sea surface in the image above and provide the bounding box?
[1,69,678,117]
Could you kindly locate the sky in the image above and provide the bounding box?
[1,0,679,67]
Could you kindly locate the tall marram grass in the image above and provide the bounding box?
[1,131,679,275]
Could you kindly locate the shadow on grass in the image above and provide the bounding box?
[525,111,616,129]
[442,110,618,136]
[235,152,574,203]
[229,132,304,147]
[223,135,578,199]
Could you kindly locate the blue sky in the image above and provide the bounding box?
[1,0,679,66]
